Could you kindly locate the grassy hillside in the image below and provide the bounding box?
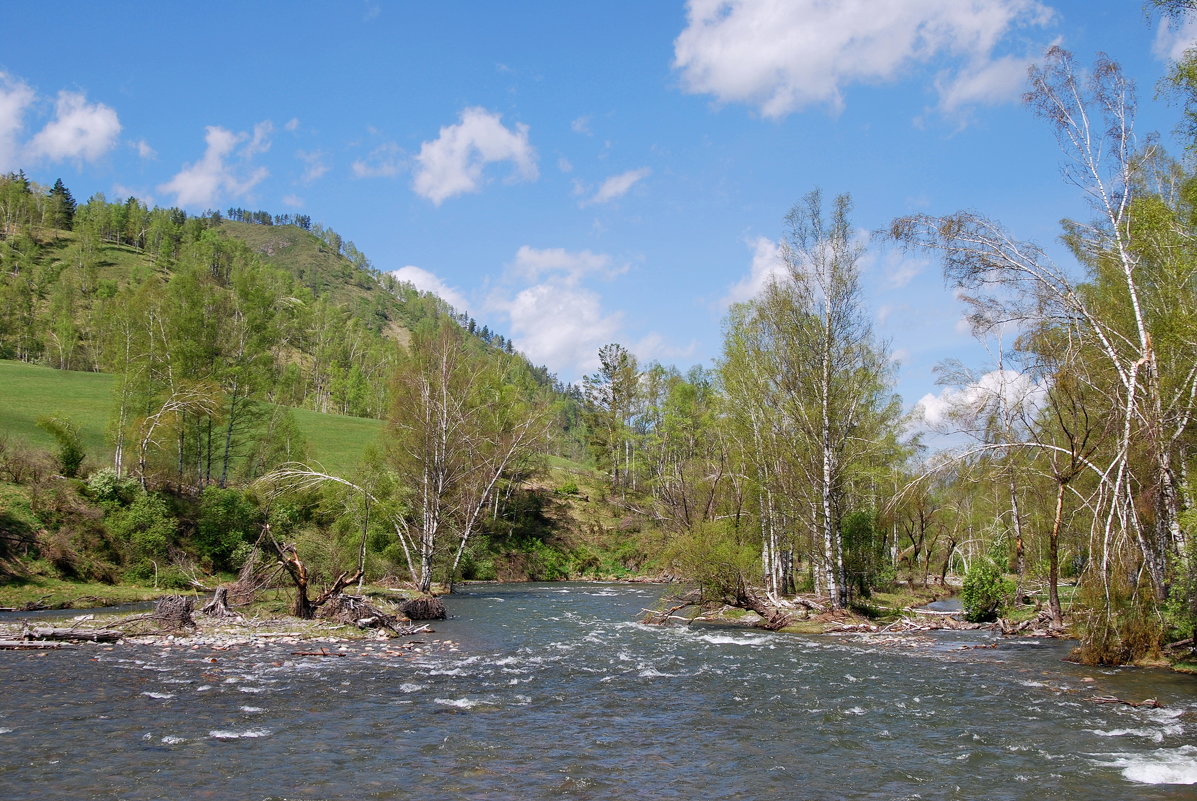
[219,220,413,344]
[0,360,382,474]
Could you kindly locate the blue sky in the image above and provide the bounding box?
[1,1,1193,422]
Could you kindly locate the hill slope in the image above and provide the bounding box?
[0,360,381,474]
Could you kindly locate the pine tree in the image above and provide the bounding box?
[48,178,76,230]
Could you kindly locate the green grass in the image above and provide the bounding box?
[0,359,383,476]
[290,407,382,473]
[0,575,169,609]
[0,360,116,457]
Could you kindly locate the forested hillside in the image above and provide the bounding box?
[0,179,619,608]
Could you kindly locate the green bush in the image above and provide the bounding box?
[36,415,84,478]
[107,492,176,562]
[85,468,138,506]
[664,521,757,601]
[961,559,1015,623]
[196,487,260,570]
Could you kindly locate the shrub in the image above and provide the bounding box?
[107,492,176,562]
[36,415,85,478]
[961,559,1015,623]
[85,468,138,506]
[196,487,260,571]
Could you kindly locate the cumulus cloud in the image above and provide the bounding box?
[673,0,1053,118]
[132,139,156,159]
[26,90,121,163]
[917,368,1046,430]
[586,167,650,205]
[493,281,622,377]
[412,107,537,204]
[158,124,269,208]
[1154,15,1197,62]
[391,265,470,314]
[722,236,787,306]
[0,72,35,172]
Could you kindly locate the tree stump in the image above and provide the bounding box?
[402,595,447,620]
[200,586,238,619]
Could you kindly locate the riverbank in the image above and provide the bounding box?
[0,576,172,611]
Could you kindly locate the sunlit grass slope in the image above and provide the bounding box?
[0,360,381,474]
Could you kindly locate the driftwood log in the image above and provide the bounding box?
[21,626,123,643]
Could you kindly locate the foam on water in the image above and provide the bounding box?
[140,692,175,699]
[694,632,772,646]
[208,728,273,740]
[399,683,424,693]
[239,706,264,713]
[160,735,187,745]
[434,698,480,709]
[1096,745,1197,784]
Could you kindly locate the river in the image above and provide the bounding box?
[1,582,1195,800]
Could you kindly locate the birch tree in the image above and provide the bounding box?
[891,48,1197,657]
[722,190,899,609]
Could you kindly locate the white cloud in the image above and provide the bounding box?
[492,244,685,378]
[673,0,1053,118]
[282,193,304,208]
[722,236,786,306]
[558,156,573,173]
[297,149,329,183]
[112,183,153,206]
[917,368,1046,429]
[243,121,273,158]
[132,139,156,159]
[632,332,698,365]
[493,281,622,377]
[586,167,650,205]
[284,117,300,132]
[351,141,401,178]
[571,116,592,135]
[1154,16,1197,62]
[158,125,269,208]
[391,265,470,314]
[26,90,121,163]
[935,52,1038,113]
[881,251,928,289]
[0,72,35,172]
[412,107,537,204]
[513,245,625,284]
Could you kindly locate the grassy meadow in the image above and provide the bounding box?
[0,360,382,474]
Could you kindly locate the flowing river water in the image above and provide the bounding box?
[1,582,1196,800]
